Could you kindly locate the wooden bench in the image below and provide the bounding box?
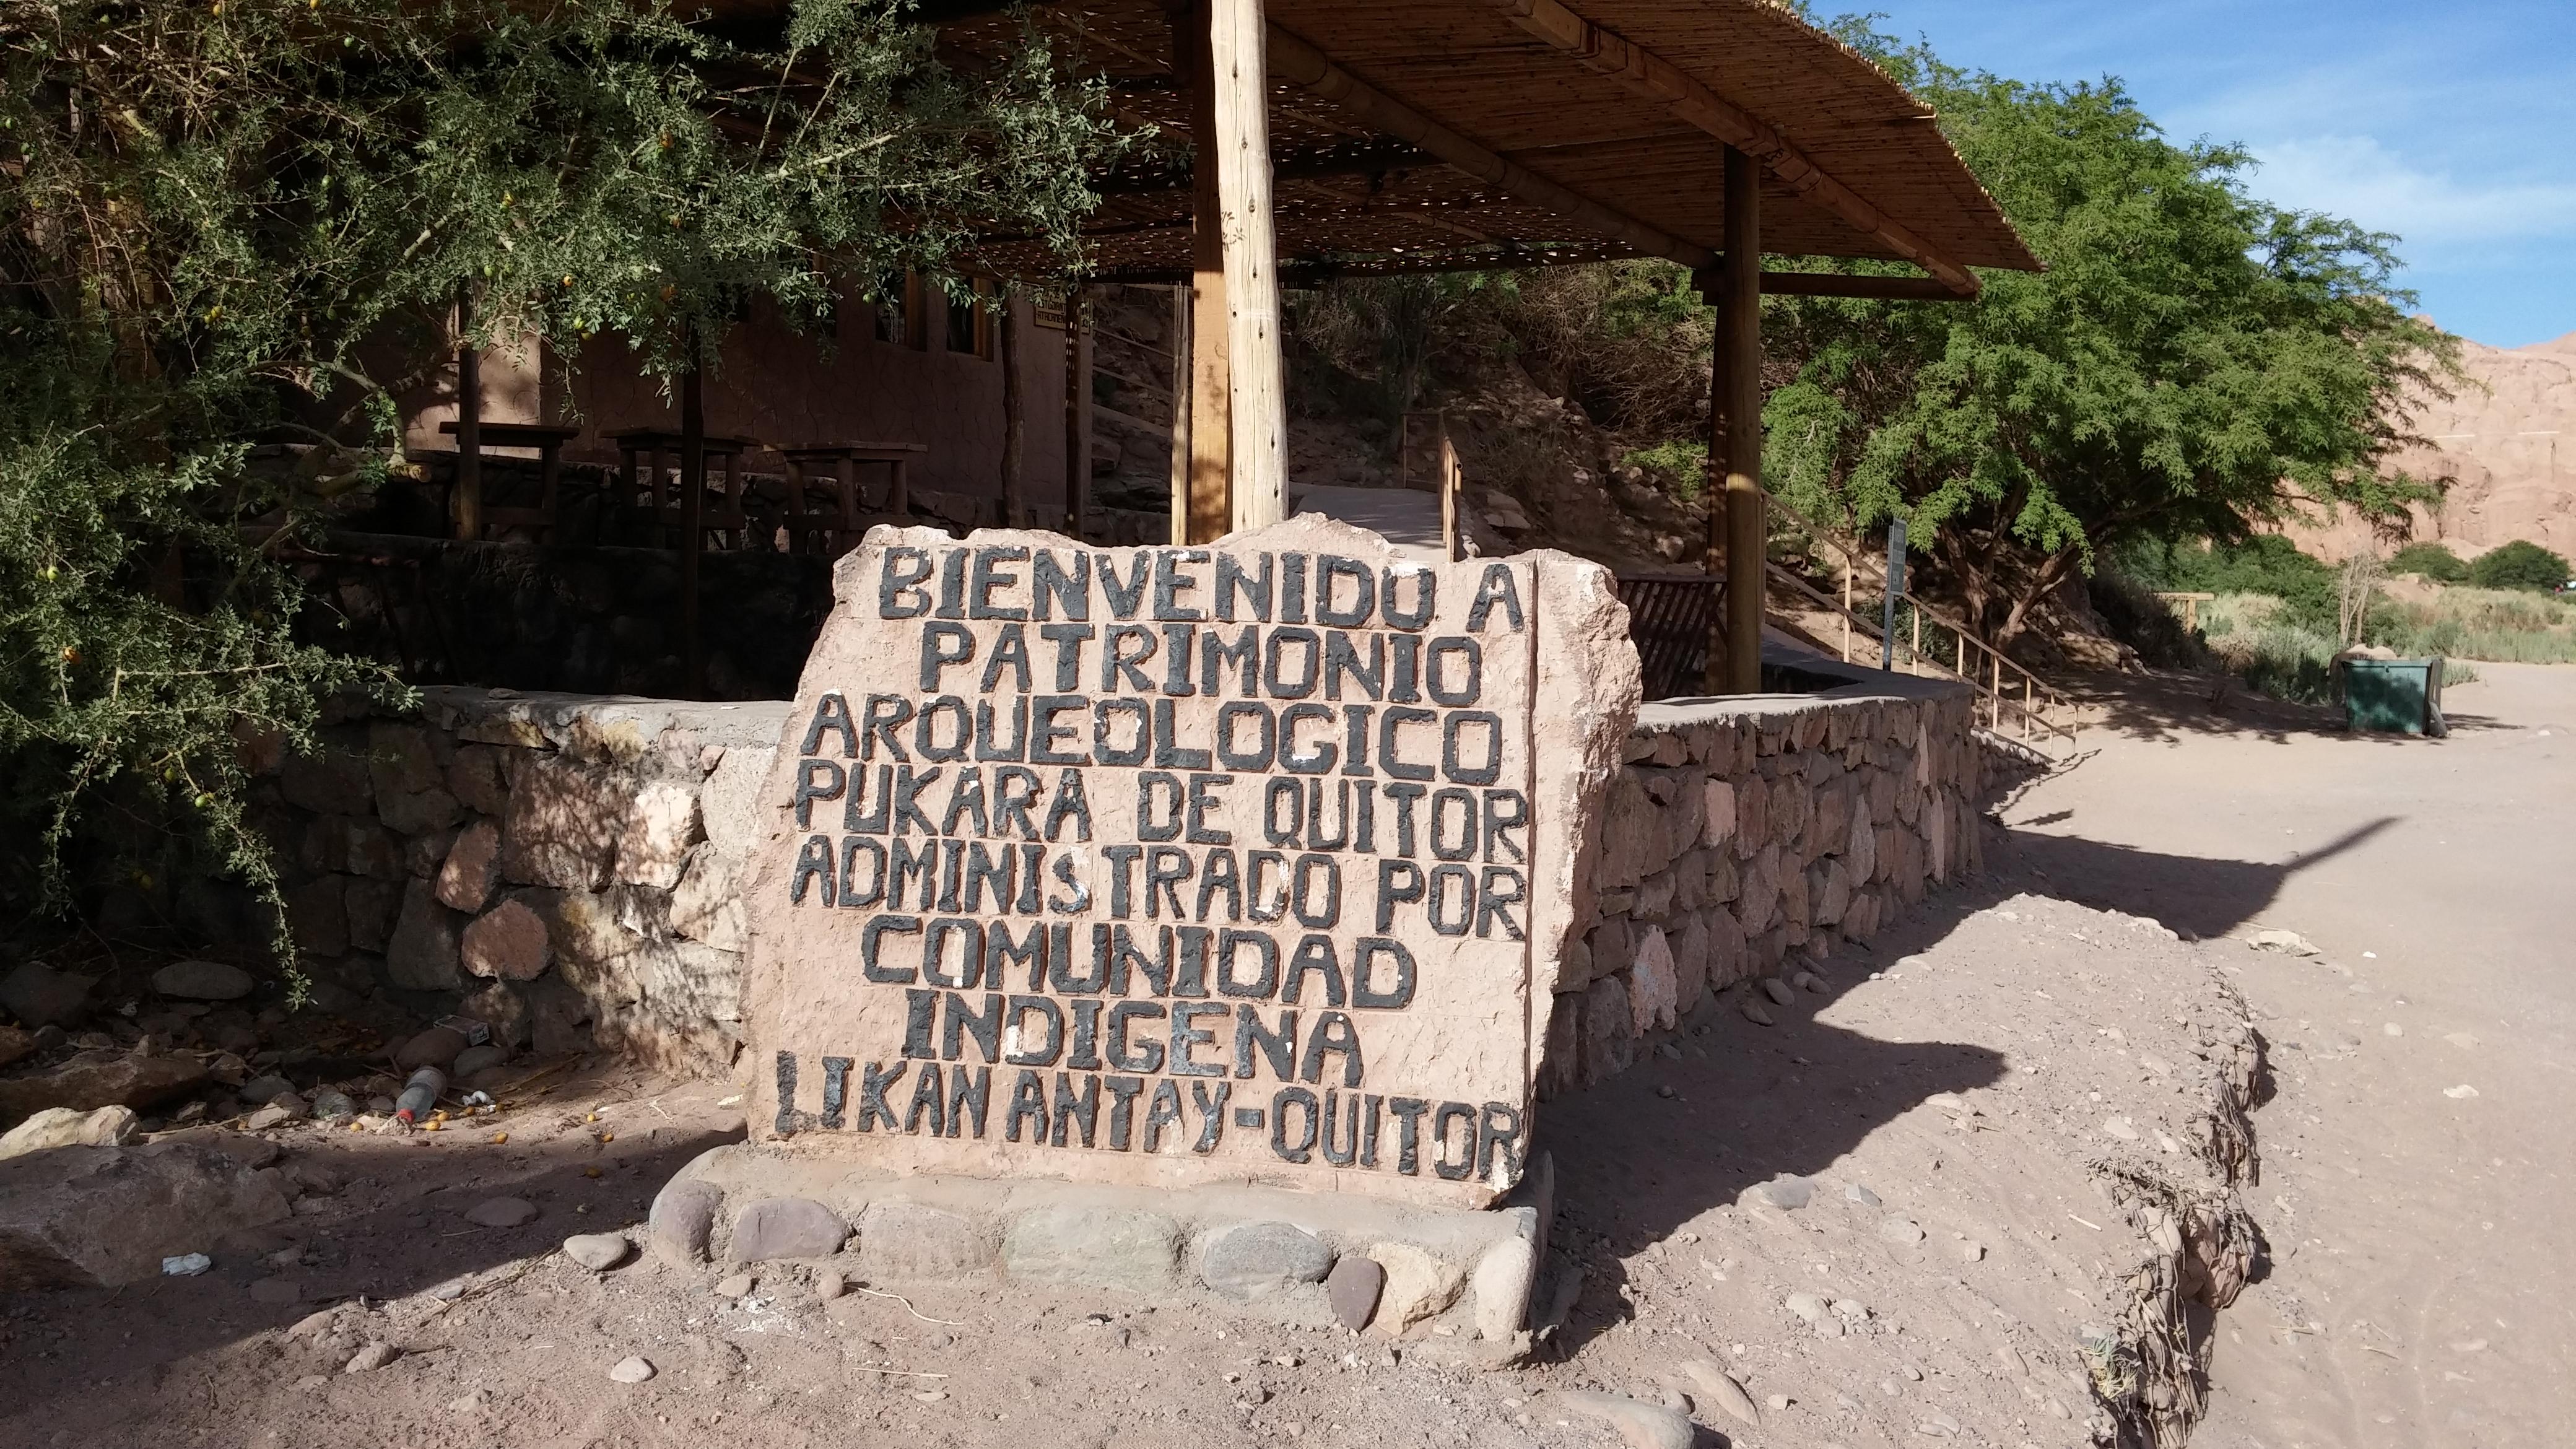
[775,442,928,554]
[437,420,582,542]
[606,427,760,549]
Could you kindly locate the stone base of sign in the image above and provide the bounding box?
[649,1141,1547,1351]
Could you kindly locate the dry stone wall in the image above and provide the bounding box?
[256,671,1978,1102]
[248,689,789,1074]
[1538,682,1983,1099]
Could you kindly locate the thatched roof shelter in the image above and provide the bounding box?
[929,0,2037,294]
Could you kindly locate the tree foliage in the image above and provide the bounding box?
[0,0,1119,951]
[1760,20,2460,648]
[2467,539,2573,592]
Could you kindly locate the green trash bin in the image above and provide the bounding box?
[2339,656,2447,736]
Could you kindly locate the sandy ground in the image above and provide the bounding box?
[2016,662,2576,1449]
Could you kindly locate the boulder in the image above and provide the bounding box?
[0,1027,33,1070]
[0,964,95,1030]
[0,1142,291,1289]
[1367,1242,1466,1335]
[725,1196,848,1264]
[385,879,467,990]
[616,781,702,889]
[501,755,623,890]
[151,960,256,1002]
[1002,1204,1178,1293]
[435,819,503,913]
[0,1050,209,1129]
[0,1106,139,1160]
[461,899,554,981]
[1199,1221,1333,1300]
[394,1026,469,1073]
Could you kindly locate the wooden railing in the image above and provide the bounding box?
[1760,494,2081,753]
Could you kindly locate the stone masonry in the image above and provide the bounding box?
[255,668,1977,1095]
[247,689,790,1073]
[1536,677,1983,1099]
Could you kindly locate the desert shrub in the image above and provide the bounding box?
[2121,536,2338,631]
[2388,541,2468,581]
[2373,586,2576,663]
[2200,594,2339,703]
[1621,440,1711,500]
[2467,539,2574,592]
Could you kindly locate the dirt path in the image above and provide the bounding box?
[2008,663,2576,1448]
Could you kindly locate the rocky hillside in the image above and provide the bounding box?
[2286,327,2576,561]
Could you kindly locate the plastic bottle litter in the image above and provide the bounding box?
[393,1067,448,1126]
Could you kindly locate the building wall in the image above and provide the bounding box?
[400,289,1074,523]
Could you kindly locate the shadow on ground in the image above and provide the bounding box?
[1531,804,2351,1355]
[2065,668,2509,747]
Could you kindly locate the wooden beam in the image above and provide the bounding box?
[1167,284,1191,547]
[1213,0,1287,533]
[680,329,707,700]
[1757,271,1971,301]
[454,289,482,541]
[1714,147,1765,694]
[1095,141,1441,194]
[1490,0,1981,297]
[999,292,1024,527]
[1064,286,1095,539]
[1264,26,1718,272]
[1178,0,1232,545]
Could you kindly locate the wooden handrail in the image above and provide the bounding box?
[1759,490,2076,724]
[1766,560,2079,752]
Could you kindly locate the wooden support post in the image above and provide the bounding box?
[999,292,1025,528]
[1178,2,1232,545]
[1911,607,1921,676]
[1717,146,1765,693]
[454,289,482,541]
[1956,632,1965,678]
[1209,0,1286,534]
[1167,284,1193,546]
[1065,287,1095,539]
[1437,412,1463,563]
[681,330,707,700]
[1990,652,2001,728]
[1840,559,1852,663]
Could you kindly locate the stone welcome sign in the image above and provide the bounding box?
[745,516,1636,1208]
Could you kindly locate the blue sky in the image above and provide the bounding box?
[1867,1,2576,349]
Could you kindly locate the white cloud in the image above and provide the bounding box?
[2245,134,2576,248]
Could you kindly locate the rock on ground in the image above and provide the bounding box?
[0,1143,289,1289]
[1200,1221,1333,1301]
[1556,1390,1694,1449]
[1367,1242,1465,1336]
[0,1106,138,1160]
[0,1051,209,1130]
[562,1233,632,1271]
[1326,1253,1384,1331]
[150,960,256,1001]
[463,1198,537,1229]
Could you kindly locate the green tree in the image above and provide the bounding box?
[2467,539,2574,591]
[1760,24,2458,649]
[2388,541,2469,581]
[1,0,1118,953]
